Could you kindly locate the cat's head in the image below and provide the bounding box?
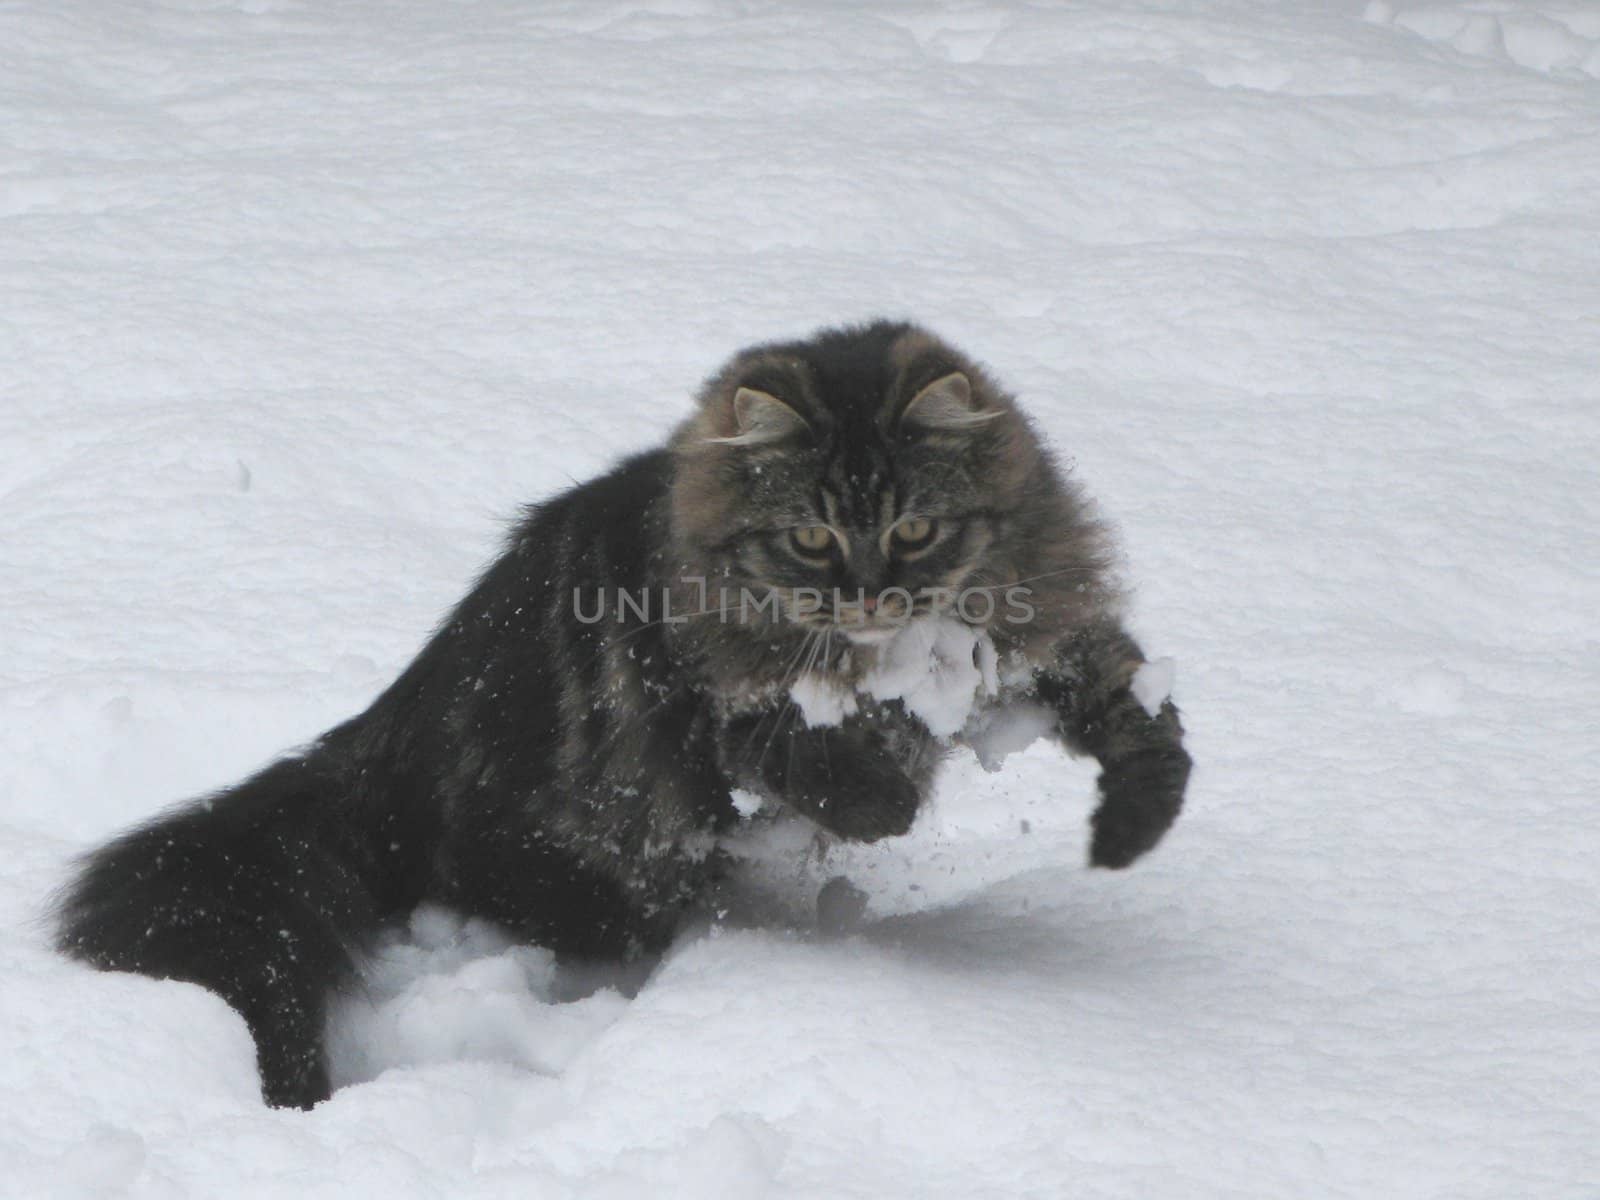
[669,321,1116,662]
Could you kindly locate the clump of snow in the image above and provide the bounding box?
[790,617,1000,738]
[787,672,860,728]
[1130,657,1177,717]
[963,701,1059,772]
[326,904,630,1089]
[727,787,769,819]
[859,617,1001,738]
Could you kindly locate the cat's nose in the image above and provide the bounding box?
[861,595,878,613]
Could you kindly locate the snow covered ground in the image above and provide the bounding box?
[3,0,1598,1195]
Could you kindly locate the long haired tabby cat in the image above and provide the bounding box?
[55,320,1191,1108]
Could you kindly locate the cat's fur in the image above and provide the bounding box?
[54,320,1191,1108]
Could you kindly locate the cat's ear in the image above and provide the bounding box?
[901,372,1000,432]
[709,387,810,445]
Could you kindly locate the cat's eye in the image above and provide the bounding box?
[790,525,835,556]
[892,517,938,549]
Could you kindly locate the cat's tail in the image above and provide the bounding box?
[53,749,383,1109]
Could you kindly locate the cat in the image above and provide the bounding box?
[54,319,1191,1109]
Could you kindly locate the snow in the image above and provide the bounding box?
[1368,2,1600,76]
[789,617,999,737]
[857,617,1000,738]
[962,701,1058,773]
[325,905,634,1092]
[787,670,860,729]
[727,788,768,821]
[1130,657,1177,719]
[3,1,1598,1197]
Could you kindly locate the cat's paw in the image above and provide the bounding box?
[1089,743,1191,869]
[802,765,922,843]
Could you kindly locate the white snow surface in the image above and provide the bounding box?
[3,1,1598,1196]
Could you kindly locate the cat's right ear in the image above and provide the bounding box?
[707,387,810,445]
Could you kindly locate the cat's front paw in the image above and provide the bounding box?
[1089,742,1191,869]
[800,764,922,843]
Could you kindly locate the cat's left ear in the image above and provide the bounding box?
[901,372,1001,432]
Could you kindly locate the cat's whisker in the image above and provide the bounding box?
[958,564,1103,594]
[750,628,822,771]
[733,627,818,763]
[815,626,836,780]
